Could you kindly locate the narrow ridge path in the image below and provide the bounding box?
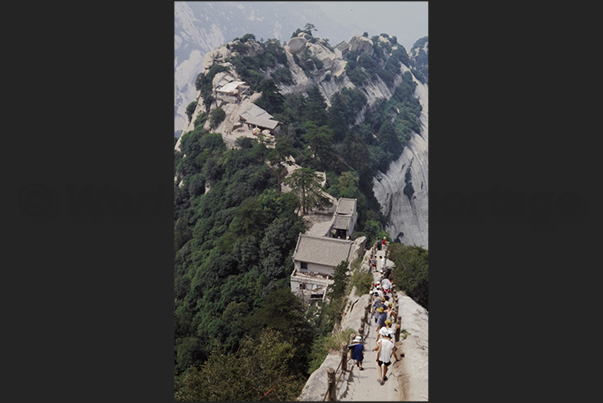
[339,246,405,401]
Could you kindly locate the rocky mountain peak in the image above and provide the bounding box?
[348,35,374,56]
[286,36,307,54]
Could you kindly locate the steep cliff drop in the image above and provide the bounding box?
[372,70,428,249]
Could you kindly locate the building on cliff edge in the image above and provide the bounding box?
[290,231,365,305]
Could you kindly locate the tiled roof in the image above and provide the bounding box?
[244,116,281,130]
[334,41,349,51]
[215,73,236,87]
[239,104,273,120]
[293,234,353,267]
[217,81,245,93]
[332,214,352,230]
[336,198,356,215]
[239,104,281,129]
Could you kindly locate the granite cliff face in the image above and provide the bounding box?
[278,34,404,126]
[372,64,428,248]
[285,35,428,249]
[348,35,375,56]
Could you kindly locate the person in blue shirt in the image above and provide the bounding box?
[348,336,365,370]
[376,307,388,335]
[373,297,386,323]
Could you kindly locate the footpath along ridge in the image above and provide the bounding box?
[297,242,428,401]
[338,244,405,401]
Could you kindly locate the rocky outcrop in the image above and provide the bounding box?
[307,41,337,64]
[396,294,429,401]
[278,40,355,107]
[348,35,374,56]
[372,65,428,248]
[297,350,342,401]
[286,36,307,53]
[277,39,401,113]
[201,46,232,71]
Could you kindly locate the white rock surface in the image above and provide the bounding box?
[307,41,337,64]
[297,352,342,401]
[286,36,307,53]
[348,35,375,56]
[201,46,232,71]
[279,41,355,108]
[397,294,429,401]
[373,66,428,248]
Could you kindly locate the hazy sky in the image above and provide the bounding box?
[300,1,428,51]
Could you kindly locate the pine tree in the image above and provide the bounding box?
[283,167,332,215]
[302,121,335,164]
[256,79,285,114]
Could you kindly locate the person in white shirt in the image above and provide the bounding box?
[381,277,392,295]
[372,333,397,385]
[377,319,396,341]
[385,302,398,322]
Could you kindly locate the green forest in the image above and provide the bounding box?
[174,29,428,400]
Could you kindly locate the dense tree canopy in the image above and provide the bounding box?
[388,243,428,309]
[255,79,286,114]
[175,329,306,401]
[302,121,335,166]
[174,127,308,375]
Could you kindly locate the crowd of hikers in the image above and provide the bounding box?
[348,240,403,386]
